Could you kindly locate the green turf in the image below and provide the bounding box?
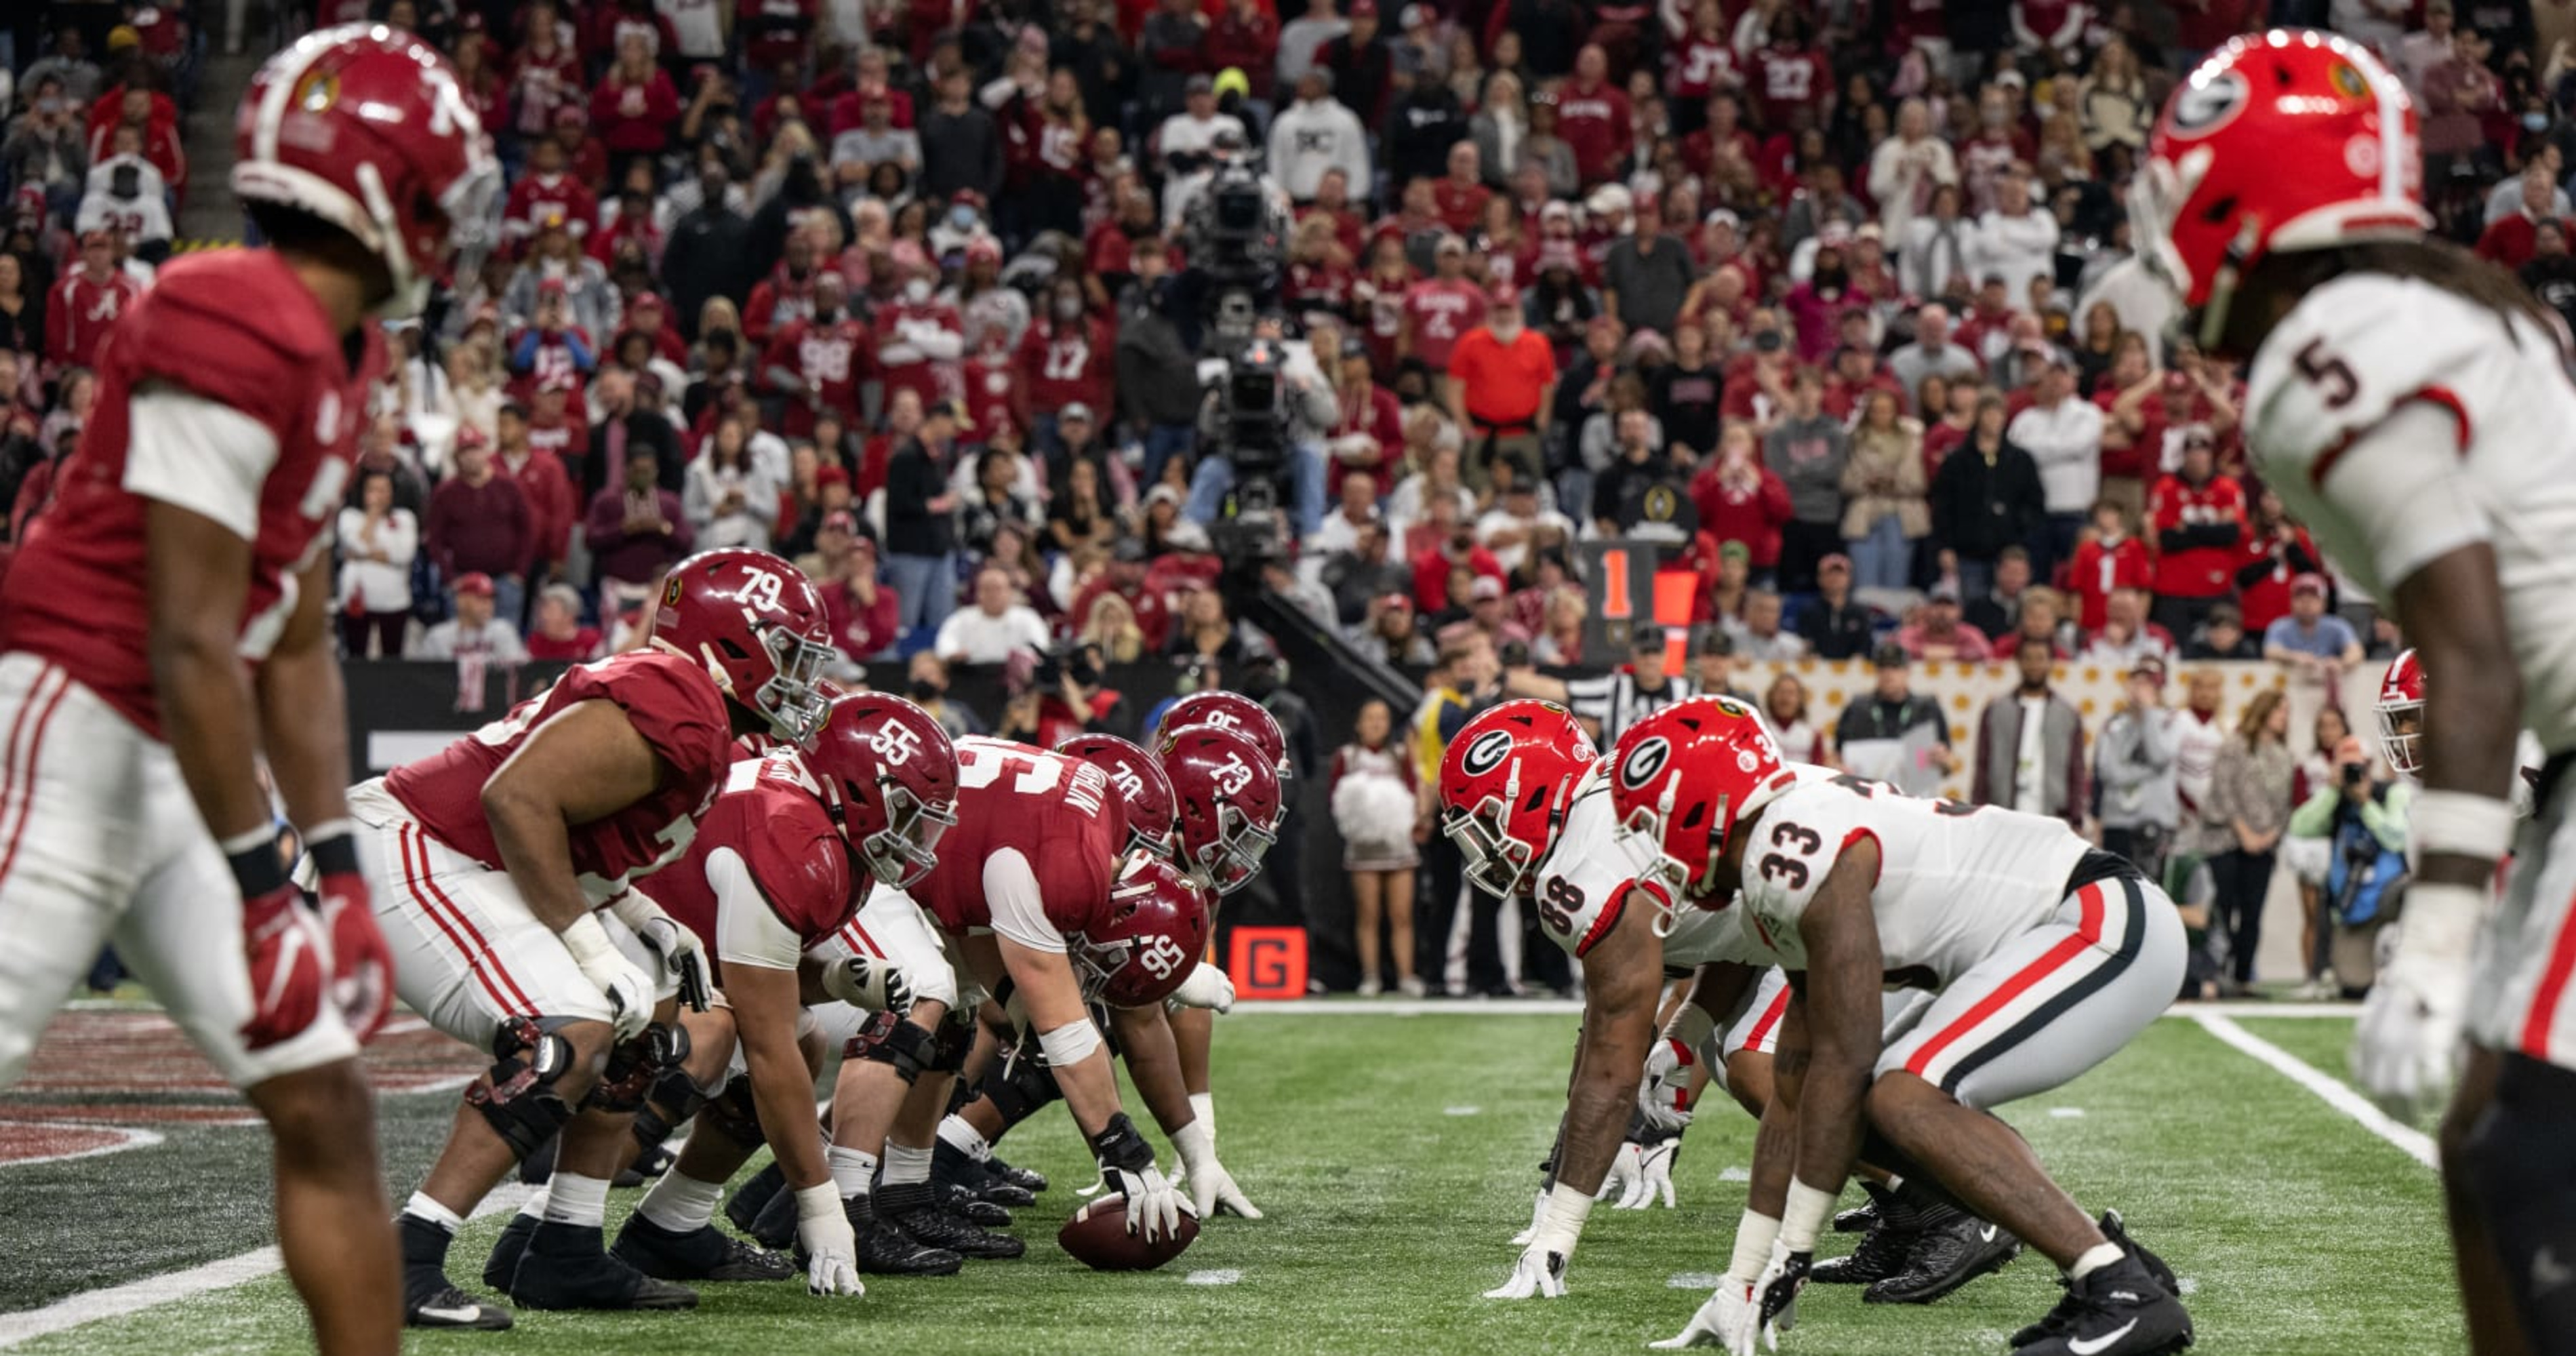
[4,1012,2467,1355]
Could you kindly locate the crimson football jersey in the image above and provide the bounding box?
[763,313,872,439]
[908,737,1127,940]
[639,751,859,980]
[1403,278,1482,372]
[0,250,382,737]
[385,651,734,901]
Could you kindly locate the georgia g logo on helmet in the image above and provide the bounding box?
[1458,727,1514,778]
[1619,736,1671,791]
[2166,68,2249,138]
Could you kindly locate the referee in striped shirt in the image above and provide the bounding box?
[1505,629,1701,750]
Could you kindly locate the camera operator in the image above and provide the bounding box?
[2285,734,2413,998]
[1164,123,1289,235]
[999,639,1129,746]
[1187,313,1338,538]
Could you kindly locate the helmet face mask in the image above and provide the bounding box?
[754,622,839,744]
[1444,791,1540,898]
[862,779,955,889]
[2376,649,2426,776]
[1201,799,1277,894]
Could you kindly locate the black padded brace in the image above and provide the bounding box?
[846,1009,937,1085]
[466,1016,576,1160]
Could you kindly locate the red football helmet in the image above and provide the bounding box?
[2377,647,2426,776]
[2132,31,2429,347]
[1159,690,1289,779]
[1160,725,1283,896]
[649,549,837,744]
[1071,855,1213,1008]
[1605,696,1796,933]
[805,694,961,890]
[233,25,501,317]
[1058,734,1179,862]
[1438,700,1598,897]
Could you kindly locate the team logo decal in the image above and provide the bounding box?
[1736,749,1762,774]
[2165,70,2249,138]
[1643,485,1677,522]
[1460,728,1514,777]
[294,69,338,113]
[1619,736,1671,791]
[663,574,685,608]
[2329,60,2368,99]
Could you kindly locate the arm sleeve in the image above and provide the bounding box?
[708,846,810,970]
[983,848,1066,953]
[2307,399,2489,589]
[122,385,282,542]
[2289,786,2338,837]
[2361,782,2413,851]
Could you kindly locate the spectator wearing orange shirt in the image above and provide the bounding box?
[1443,284,1556,492]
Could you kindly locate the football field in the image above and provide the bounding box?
[0,1003,2461,1355]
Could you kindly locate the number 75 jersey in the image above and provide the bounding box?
[906,737,1129,943]
[1726,767,2092,987]
[2246,273,2576,759]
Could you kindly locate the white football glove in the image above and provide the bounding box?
[1483,1243,1568,1299]
[561,915,654,1041]
[1640,1035,1700,1132]
[821,955,914,1014]
[1172,1119,1263,1218]
[1510,1185,1546,1245]
[1649,1277,1767,1353]
[1169,961,1236,1013]
[1617,1134,1681,1210]
[2350,883,2479,1119]
[792,1184,864,1297]
[1600,1140,1645,1202]
[1104,1162,1194,1241]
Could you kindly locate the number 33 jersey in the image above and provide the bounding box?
[2246,273,2576,759]
[1726,767,2091,987]
[907,736,1129,952]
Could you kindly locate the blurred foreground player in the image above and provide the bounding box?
[0,27,499,1355]
[2134,30,2576,1353]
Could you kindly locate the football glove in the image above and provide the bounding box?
[2350,882,2477,1119]
[1599,1140,1645,1203]
[1169,961,1236,1013]
[1510,1184,1547,1246]
[1753,1243,1811,1337]
[610,893,710,1012]
[1091,1113,1193,1241]
[1648,1277,1766,1353]
[1173,1119,1262,1218]
[239,881,329,1051]
[1639,1034,1699,1132]
[792,1184,863,1296]
[1483,1243,1567,1300]
[561,914,655,1041]
[306,831,393,1043]
[820,955,914,1014]
[1616,1128,1682,1210]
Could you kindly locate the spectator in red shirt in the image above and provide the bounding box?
[820,525,902,662]
[525,583,607,661]
[1431,142,1491,234]
[2064,498,2152,635]
[492,405,579,584]
[44,229,141,375]
[2230,483,2322,636]
[2476,160,2564,270]
[590,33,680,168]
[1552,45,1632,188]
[1206,0,1282,103]
[2146,430,2246,638]
[502,136,599,247]
[1750,13,1832,134]
[1070,537,1175,651]
[1689,423,1793,581]
[1409,511,1506,615]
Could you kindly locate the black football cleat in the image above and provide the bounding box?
[876,1182,1024,1260]
[837,1193,964,1276]
[401,1214,513,1330]
[2014,1253,2194,1356]
[747,1180,802,1250]
[726,1162,790,1236]
[506,1221,699,1311]
[986,1153,1047,1194]
[482,1214,537,1293]
[935,1139,1037,1208]
[1866,1211,2020,1304]
[2014,1213,2181,1348]
[1812,1185,1915,1285]
[611,1212,795,1282]
[942,1182,1014,1227]
[1834,1199,1880,1233]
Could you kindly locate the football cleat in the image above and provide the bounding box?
[1865,1212,2020,1304]
[611,1213,795,1282]
[2013,1212,2180,1348]
[727,1162,790,1235]
[942,1181,1015,1227]
[936,1138,1038,1208]
[987,1154,1048,1193]
[877,1182,1026,1260]
[2013,1253,2194,1356]
[401,1214,513,1330]
[1834,1199,1880,1233]
[482,1214,536,1292]
[836,1193,965,1276]
[1811,1184,1915,1285]
[506,1222,700,1311]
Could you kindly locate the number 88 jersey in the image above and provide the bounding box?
[1527,764,1763,970]
[1727,767,2091,987]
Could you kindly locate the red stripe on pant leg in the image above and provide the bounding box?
[1904,884,2108,1079]
[401,825,532,1018]
[0,664,56,873]
[1740,984,1791,1053]
[2520,884,2576,1061]
[0,671,72,897]
[410,833,539,1016]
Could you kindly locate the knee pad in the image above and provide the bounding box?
[630,1066,714,1153]
[930,1010,976,1075]
[698,1073,766,1149]
[845,1008,937,1085]
[981,1052,1063,1130]
[586,1022,693,1114]
[466,1016,578,1161]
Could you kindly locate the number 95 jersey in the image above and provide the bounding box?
[1727,768,2092,987]
[2246,273,2576,758]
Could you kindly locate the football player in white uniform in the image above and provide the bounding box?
[2133,31,2576,1353]
[1444,700,2018,1310]
[1611,697,2191,1356]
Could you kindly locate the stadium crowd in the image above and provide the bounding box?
[0,0,2536,997]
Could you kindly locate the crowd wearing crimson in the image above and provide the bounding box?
[0,0,2554,691]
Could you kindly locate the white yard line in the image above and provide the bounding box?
[1226,997,2357,1018]
[2190,1012,2438,1170]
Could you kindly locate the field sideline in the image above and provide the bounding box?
[0,1003,2461,1355]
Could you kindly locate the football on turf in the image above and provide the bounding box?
[1058,1195,1201,1271]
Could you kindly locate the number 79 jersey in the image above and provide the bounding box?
[1727,767,2091,987]
[2246,273,2576,758]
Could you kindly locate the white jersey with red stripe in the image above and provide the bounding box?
[1725,765,2092,988]
[2245,272,2576,761]
[1529,763,1765,969]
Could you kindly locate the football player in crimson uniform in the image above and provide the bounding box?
[2134,35,2576,1353]
[1607,698,2190,1356]
[486,694,963,1292]
[0,28,496,1355]
[350,549,835,1329]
